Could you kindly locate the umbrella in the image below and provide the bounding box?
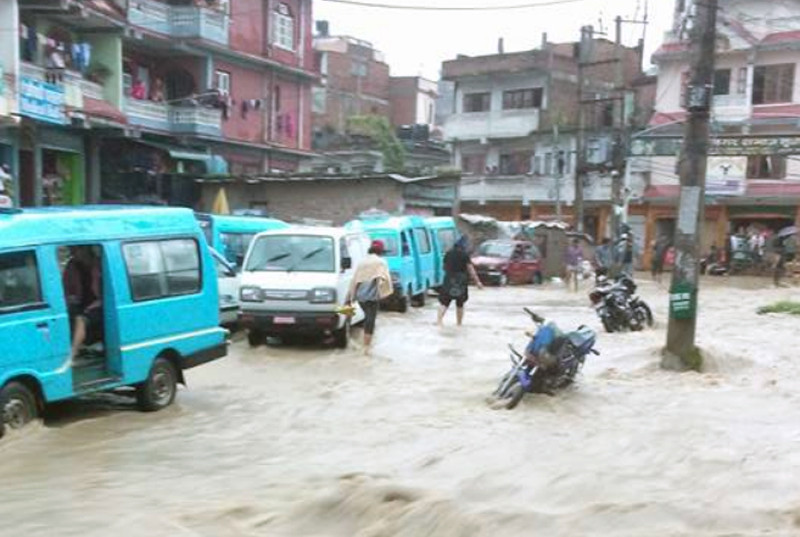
[212,187,230,215]
[778,225,798,238]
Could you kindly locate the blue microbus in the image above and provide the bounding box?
[425,216,459,289]
[0,206,227,433]
[195,213,289,269]
[348,215,435,312]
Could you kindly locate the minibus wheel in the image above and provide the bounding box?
[333,320,350,349]
[136,358,178,412]
[1,382,38,430]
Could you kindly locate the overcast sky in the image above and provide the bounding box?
[314,0,675,79]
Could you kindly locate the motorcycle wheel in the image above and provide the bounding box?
[601,316,615,333]
[637,302,654,328]
[493,372,514,397]
[501,382,525,410]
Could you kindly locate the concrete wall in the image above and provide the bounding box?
[202,179,405,224]
[0,0,19,88]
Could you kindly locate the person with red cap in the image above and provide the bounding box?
[346,239,392,354]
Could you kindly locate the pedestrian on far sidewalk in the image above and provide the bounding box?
[346,240,393,355]
[565,239,583,292]
[774,233,797,287]
[437,236,483,327]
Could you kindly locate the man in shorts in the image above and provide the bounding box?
[437,236,483,327]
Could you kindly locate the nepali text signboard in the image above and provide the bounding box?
[19,76,66,125]
[631,136,800,157]
[669,281,697,320]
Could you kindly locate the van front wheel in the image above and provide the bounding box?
[1,382,38,430]
[137,358,178,412]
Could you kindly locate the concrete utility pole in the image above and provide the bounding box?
[664,0,718,371]
[611,15,625,243]
[575,25,590,232]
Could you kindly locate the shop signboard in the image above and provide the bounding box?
[19,76,66,125]
[706,156,746,196]
[630,136,800,157]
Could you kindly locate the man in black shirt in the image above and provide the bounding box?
[437,236,482,327]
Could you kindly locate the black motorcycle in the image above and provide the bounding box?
[493,308,599,410]
[589,274,653,333]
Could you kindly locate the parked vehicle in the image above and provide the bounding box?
[472,240,542,286]
[238,226,371,348]
[210,248,239,326]
[589,274,654,333]
[0,206,227,433]
[425,216,459,289]
[195,213,289,269]
[493,308,599,410]
[349,215,435,311]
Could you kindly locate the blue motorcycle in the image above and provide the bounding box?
[493,308,599,409]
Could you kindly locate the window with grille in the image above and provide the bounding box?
[463,92,491,112]
[502,88,543,110]
[752,63,795,105]
[273,3,295,51]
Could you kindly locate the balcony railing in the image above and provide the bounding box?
[460,173,624,204]
[443,109,541,141]
[128,0,229,46]
[18,62,93,124]
[80,79,105,101]
[170,105,222,136]
[125,98,221,136]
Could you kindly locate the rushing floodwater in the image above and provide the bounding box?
[2,277,800,537]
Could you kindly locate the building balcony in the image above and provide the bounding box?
[125,97,221,136]
[170,105,222,136]
[712,93,749,122]
[0,73,15,118]
[18,62,87,125]
[443,109,540,142]
[128,0,229,46]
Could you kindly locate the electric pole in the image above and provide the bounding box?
[611,15,624,243]
[664,0,718,370]
[575,25,590,233]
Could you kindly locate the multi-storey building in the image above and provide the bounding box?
[440,36,650,241]
[312,34,390,140]
[0,0,315,207]
[308,32,448,177]
[634,0,800,265]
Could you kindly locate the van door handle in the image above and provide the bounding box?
[35,321,49,329]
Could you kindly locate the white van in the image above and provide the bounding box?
[238,226,371,348]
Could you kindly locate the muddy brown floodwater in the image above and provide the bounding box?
[2,277,800,537]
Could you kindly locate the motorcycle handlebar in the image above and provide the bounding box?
[523,307,545,324]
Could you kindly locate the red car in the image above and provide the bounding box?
[472,240,542,285]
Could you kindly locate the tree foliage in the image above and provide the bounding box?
[347,115,406,172]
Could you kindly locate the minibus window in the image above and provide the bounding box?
[0,251,44,313]
[414,228,432,254]
[437,229,457,252]
[123,239,201,301]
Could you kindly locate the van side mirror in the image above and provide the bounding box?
[236,253,245,267]
[341,257,352,270]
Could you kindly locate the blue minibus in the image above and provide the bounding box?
[425,217,459,289]
[0,206,227,433]
[195,213,289,269]
[348,215,435,312]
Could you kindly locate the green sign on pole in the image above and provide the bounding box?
[669,281,697,320]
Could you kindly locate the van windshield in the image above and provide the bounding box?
[371,234,399,256]
[220,232,256,266]
[246,235,335,273]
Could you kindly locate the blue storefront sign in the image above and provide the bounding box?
[19,76,66,125]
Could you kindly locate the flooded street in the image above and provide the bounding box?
[3,277,800,536]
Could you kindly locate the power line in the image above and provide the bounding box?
[321,0,589,11]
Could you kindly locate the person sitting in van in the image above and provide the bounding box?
[63,246,103,358]
[346,240,392,355]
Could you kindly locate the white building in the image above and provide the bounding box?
[634,0,800,253]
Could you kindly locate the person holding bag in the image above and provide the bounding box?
[437,236,483,327]
[347,240,393,355]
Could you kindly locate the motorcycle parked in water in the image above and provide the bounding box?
[492,308,599,410]
[589,274,654,333]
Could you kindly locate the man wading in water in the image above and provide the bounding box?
[347,240,392,355]
[437,236,483,327]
